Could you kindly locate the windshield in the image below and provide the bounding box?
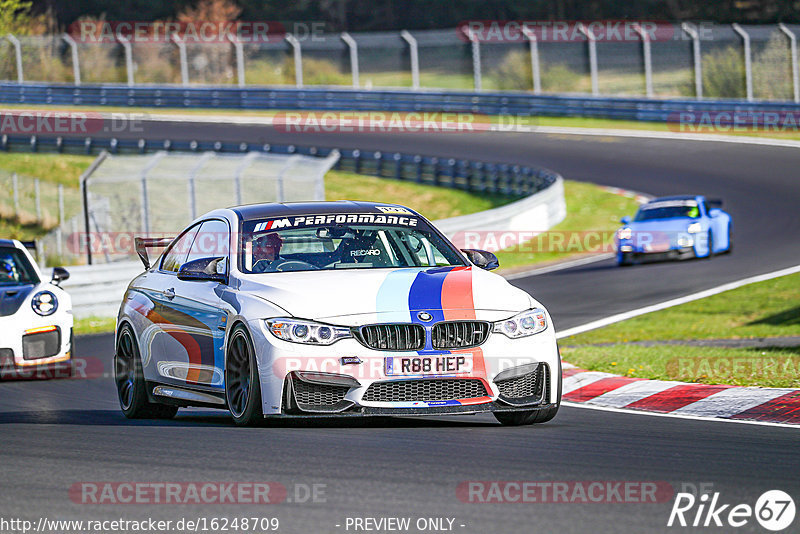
[240,213,466,273]
[634,201,700,222]
[0,247,39,286]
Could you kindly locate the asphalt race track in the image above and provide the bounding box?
[2,123,799,533]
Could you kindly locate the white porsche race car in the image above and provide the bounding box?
[0,239,73,379]
[115,201,562,426]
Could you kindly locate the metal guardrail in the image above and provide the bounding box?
[3,83,800,125]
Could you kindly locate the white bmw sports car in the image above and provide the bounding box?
[115,201,562,426]
[0,239,73,378]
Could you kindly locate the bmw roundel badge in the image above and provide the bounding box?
[417,311,433,322]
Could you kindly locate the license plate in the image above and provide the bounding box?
[385,354,473,376]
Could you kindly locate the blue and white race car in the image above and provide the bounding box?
[0,239,73,378]
[615,195,732,266]
[115,201,561,426]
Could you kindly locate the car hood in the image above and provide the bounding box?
[236,266,533,325]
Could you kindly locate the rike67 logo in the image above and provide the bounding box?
[668,490,795,531]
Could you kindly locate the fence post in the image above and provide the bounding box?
[57,184,64,258]
[521,25,541,94]
[12,173,19,217]
[779,24,800,103]
[732,23,753,101]
[681,23,703,99]
[400,30,420,90]
[80,151,109,265]
[116,35,135,86]
[6,34,23,83]
[285,34,303,88]
[462,27,482,91]
[233,152,259,206]
[61,33,81,85]
[139,152,167,236]
[577,23,599,96]
[188,152,214,219]
[171,33,189,86]
[227,34,245,88]
[632,24,653,97]
[35,179,41,222]
[340,32,360,88]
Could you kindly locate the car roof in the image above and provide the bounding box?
[231,200,419,221]
[647,195,700,204]
[0,239,20,249]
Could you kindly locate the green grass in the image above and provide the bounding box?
[562,272,800,387]
[325,169,517,220]
[566,273,800,344]
[74,316,117,336]
[495,181,640,271]
[0,153,93,187]
[560,344,800,388]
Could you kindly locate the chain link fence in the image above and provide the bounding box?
[32,150,338,266]
[4,24,800,100]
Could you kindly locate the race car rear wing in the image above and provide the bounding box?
[708,198,723,208]
[134,237,174,269]
[19,240,36,250]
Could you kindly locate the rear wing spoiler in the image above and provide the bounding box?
[19,240,36,250]
[134,237,174,269]
[707,198,723,208]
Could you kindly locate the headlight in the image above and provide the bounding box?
[617,227,632,240]
[266,318,352,345]
[31,290,58,316]
[687,222,703,234]
[493,308,548,339]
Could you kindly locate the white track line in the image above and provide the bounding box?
[556,263,800,339]
[562,401,800,429]
[503,253,614,280]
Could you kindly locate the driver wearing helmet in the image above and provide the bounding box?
[251,232,285,273]
[0,256,18,283]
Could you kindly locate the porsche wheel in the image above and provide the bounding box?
[225,325,262,426]
[115,324,178,419]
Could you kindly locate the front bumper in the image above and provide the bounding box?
[247,317,560,416]
[618,245,696,262]
[0,313,73,379]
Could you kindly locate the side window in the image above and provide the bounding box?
[160,225,201,273]
[186,219,230,265]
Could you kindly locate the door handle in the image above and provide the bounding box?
[164,288,176,300]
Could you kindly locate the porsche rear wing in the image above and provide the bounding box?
[707,198,723,208]
[134,237,174,269]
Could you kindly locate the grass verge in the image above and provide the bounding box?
[494,181,640,272]
[74,316,117,336]
[561,272,800,387]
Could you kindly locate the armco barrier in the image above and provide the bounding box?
[4,82,800,124]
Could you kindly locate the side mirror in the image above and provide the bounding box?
[620,216,631,225]
[51,266,70,286]
[178,257,227,283]
[461,249,499,271]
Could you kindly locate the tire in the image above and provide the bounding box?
[115,324,178,419]
[225,325,263,426]
[494,359,562,426]
[617,252,633,267]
